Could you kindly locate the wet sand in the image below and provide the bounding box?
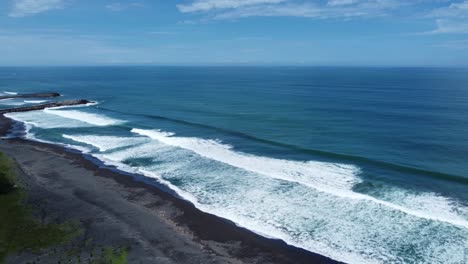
[0,115,340,264]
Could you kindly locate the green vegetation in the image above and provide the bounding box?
[0,153,15,195]
[0,153,77,263]
[0,152,128,264]
[96,247,128,264]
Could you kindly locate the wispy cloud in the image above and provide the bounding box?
[177,0,405,20]
[327,0,359,7]
[427,0,468,34]
[429,19,468,34]
[9,0,64,17]
[430,1,468,18]
[105,2,144,12]
[177,0,468,36]
[177,0,287,13]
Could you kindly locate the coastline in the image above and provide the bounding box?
[0,115,341,264]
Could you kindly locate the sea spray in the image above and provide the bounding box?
[44,109,123,126]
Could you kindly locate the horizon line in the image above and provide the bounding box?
[1,64,468,68]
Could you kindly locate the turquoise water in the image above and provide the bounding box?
[1,67,467,263]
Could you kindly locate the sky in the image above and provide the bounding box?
[0,0,468,66]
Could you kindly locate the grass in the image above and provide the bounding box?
[99,247,128,264]
[0,153,15,195]
[0,153,77,263]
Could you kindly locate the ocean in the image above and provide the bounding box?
[1,66,467,264]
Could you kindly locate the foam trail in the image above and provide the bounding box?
[18,124,92,153]
[44,109,123,126]
[24,100,48,104]
[3,91,17,95]
[47,101,99,110]
[5,111,96,128]
[63,134,149,152]
[131,128,468,229]
[131,129,360,191]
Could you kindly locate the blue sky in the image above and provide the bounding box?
[1,0,468,66]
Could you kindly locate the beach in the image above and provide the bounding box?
[0,115,338,264]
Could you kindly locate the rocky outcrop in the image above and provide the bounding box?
[0,93,61,100]
[0,100,92,114]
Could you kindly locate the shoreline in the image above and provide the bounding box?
[0,115,341,264]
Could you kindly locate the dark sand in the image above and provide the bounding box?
[0,116,340,264]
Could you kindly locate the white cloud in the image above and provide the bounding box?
[327,0,358,7]
[177,0,287,13]
[106,2,144,12]
[9,0,64,17]
[430,19,468,34]
[177,0,468,35]
[430,0,468,18]
[428,1,468,34]
[177,0,404,20]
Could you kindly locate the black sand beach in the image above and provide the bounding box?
[0,115,340,264]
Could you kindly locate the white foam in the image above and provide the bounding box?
[99,140,172,162]
[19,124,91,153]
[131,129,360,191]
[62,134,149,152]
[96,136,468,264]
[131,128,468,229]
[3,91,17,95]
[44,109,123,126]
[24,100,47,104]
[5,111,95,128]
[47,101,98,110]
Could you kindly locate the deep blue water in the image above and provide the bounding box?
[1,67,467,264]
